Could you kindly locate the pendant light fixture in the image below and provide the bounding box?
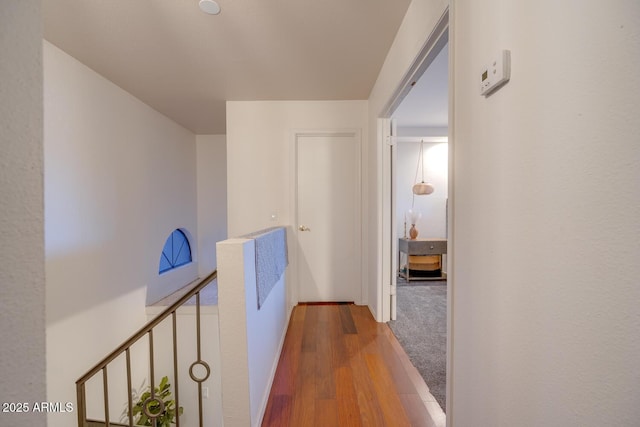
[412,139,435,195]
[199,0,221,15]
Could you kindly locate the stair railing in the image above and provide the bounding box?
[76,269,217,427]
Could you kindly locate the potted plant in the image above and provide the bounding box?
[130,376,183,427]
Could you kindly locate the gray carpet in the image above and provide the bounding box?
[388,280,447,411]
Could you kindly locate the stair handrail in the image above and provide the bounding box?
[76,269,217,427]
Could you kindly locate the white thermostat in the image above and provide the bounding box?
[480,50,511,96]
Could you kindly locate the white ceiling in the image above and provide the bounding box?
[392,42,448,130]
[43,0,411,134]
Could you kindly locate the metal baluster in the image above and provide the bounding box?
[188,290,211,427]
[126,348,133,427]
[103,366,110,427]
[76,381,86,427]
[172,311,181,427]
[196,292,203,427]
[149,330,157,427]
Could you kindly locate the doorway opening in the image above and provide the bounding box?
[379,9,450,420]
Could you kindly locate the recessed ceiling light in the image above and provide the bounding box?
[199,0,221,15]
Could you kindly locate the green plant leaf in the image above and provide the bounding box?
[130,376,182,426]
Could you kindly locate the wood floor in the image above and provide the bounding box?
[262,303,445,427]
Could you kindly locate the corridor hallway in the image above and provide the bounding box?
[262,304,445,427]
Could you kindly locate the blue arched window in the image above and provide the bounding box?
[159,229,192,274]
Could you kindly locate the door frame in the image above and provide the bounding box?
[377,6,454,419]
[379,9,450,322]
[290,129,363,307]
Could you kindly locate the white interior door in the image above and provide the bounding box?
[296,131,361,302]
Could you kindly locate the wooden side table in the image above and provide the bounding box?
[398,238,447,281]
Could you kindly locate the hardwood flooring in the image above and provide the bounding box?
[262,303,445,427]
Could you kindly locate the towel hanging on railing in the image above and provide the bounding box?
[242,226,288,309]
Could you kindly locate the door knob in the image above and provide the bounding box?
[298,225,311,232]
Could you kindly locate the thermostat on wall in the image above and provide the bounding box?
[480,50,511,96]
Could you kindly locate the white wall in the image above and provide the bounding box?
[226,100,368,305]
[44,41,198,427]
[0,1,46,426]
[196,134,228,276]
[226,101,368,236]
[217,237,288,427]
[450,1,640,425]
[396,140,448,239]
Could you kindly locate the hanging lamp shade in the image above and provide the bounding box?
[412,182,435,195]
[412,139,435,195]
[199,0,221,14]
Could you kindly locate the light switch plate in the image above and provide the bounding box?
[480,50,511,96]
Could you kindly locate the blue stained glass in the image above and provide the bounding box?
[159,229,192,274]
[159,253,172,273]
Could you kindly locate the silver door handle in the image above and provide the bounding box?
[298,225,311,232]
